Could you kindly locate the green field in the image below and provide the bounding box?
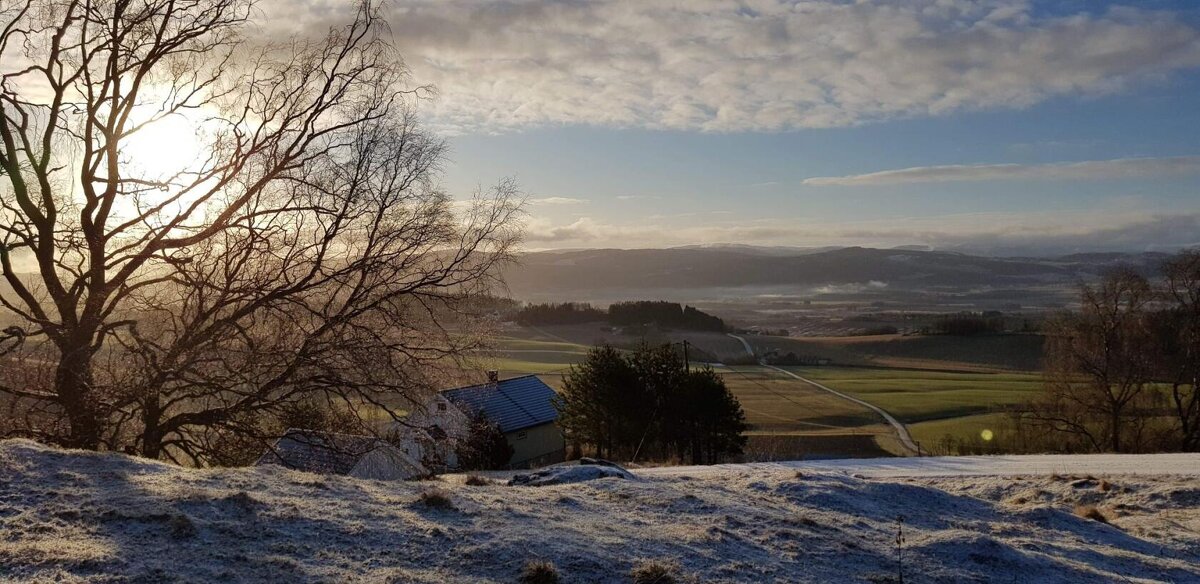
[907,413,1013,451]
[470,327,1049,457]
[782,366,1042,423]
[472,335,903,457]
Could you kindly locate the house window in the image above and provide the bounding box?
[516,431,527,440]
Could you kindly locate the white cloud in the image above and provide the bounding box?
[265,0,1200,133]
[803,156,1200,186]
[529,197,588,205]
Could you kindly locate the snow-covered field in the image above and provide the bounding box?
[2,440,1199,583]
[637,452,1200,479]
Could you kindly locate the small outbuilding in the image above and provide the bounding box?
[442,373,566,468]
[256,428,427,480]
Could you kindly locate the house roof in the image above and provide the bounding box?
[441,375,559,434]
[255,429,397,475]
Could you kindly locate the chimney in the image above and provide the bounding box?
[486,370,499,386]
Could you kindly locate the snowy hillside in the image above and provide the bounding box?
[1,440,1198,583]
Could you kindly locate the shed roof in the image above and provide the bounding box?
[442,375,559,434]
[256,429,397,475]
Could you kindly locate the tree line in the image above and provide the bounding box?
[514,302,607,326]
[1020,251,1200,453]
[555,344,747,464]
[516,300,727,332]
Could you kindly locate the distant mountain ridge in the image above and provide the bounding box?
[503,246,1171,296]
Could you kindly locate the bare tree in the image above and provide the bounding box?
[0,0,520,461]
[1155,251,1200,451]
[1030,268,1155,452]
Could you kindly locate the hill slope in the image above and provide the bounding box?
[504,247,1168,297]
[1,440,1197,583]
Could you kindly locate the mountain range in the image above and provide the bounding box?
[503,246,1171,297]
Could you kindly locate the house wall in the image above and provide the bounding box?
[507,422,566,469]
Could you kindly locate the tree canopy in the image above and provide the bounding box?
[556,343,746,464]
[0,0,521,463]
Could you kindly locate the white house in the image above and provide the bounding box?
[387,392,471,471]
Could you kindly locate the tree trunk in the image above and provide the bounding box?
[1110,409,1122,453]
[55,347,101,450]
[140,396,164,459]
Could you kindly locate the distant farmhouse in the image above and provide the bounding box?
[443,373,566,468]
[257,373,565,478]
[256,429,427,480]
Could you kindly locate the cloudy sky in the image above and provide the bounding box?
[286,0,1200,255]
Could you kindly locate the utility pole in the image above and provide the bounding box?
[682,340,690,372]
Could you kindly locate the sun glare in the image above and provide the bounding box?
[120,112,207,179]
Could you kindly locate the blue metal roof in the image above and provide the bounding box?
[442,375,559,434]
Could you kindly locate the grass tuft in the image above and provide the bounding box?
[464,475,490,486]
[518,560,561,584]
[1073,504,1109,524]
[417,488,455,510]
[169,514,196,538]
[631,559,680,584]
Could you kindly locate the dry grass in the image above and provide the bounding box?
[417,488,455,510]
[464,475,490,486]
[1073,504,1109,524]
[518,560,561,584]
[631,559,680,584]
[1099,479,1113,492]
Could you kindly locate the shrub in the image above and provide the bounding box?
[455,411,514,471]
[631,559,680,584]
[417,488,455,510]
[464,475,490,486]
[1073,504,1108,523]
[519,560,561,584]
[169,514,196,539]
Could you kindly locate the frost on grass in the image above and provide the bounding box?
[0,439,1198,583]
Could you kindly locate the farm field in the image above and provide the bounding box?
[470,334,904,458]
[778,366,1043,452]
[781,366,1041,423]
[907,412,1013,453]
[470,327,1049,457]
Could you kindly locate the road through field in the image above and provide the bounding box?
[727,333,920,455]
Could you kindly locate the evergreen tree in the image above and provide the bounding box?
[557,345,648,459]
[557,343,747,464]
[681,368,748,464]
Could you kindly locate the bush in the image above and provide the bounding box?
[464,474,490,486]
[630,559,680,584]
[456,411,514,471]
[417,488,455,510]
[519,560,561,584]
